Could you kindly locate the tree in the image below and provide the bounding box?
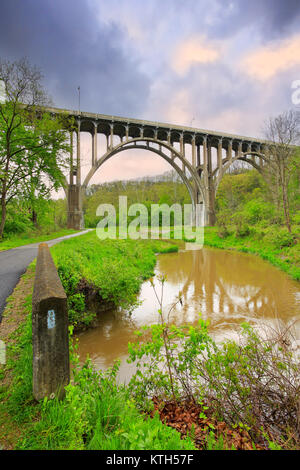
[0,57,70,238]
[264,110,300,232]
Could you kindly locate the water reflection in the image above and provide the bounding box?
[76,247,300,382]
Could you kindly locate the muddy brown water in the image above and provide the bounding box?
[76,246,300,383]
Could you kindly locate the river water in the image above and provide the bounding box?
[76,246,300,382]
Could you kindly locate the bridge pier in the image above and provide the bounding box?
[67,184,84,230]
[67,125,84,230]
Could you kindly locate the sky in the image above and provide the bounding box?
[1,0,300,186]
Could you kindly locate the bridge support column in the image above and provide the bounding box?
[205,140,216,227]
[67,119,84,230]
[67,184,84,230]
[207,181,216,226]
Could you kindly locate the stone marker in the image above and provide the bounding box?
[32,243,69,400]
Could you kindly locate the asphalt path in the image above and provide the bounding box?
[0,229,92,322]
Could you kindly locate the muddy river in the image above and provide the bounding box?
[76,246,300,382]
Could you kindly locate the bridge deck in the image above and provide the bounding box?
[45,105,268,147]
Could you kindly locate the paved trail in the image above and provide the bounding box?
[0,230,92,321]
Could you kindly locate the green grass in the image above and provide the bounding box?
[0,283,195,451]
[0,228,83,251]
[2,230,298,450]
[50,231,179,327]
[203,226,300,281]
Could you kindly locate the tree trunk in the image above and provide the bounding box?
[282,185,291,233]
[280,164,291,233]
[31,209,38,226]
[0,196,7,239]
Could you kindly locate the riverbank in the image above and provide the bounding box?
[49,232,179,330]
[0,259,195,450]
[1,233,299,450]
[1,262,298,450]
[202,226,300,281]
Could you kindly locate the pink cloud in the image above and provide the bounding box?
[171,36,221,75]
[241,34,300,81]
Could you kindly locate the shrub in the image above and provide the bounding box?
[128,278,300,449]
[264,228,297,249]
[242,198,275,225]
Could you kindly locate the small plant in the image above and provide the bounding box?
[128,277,300,450]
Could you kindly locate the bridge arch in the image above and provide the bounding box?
[82,137,207,223]
[214,149,268,192]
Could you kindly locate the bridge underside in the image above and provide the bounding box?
[47,106,269,230]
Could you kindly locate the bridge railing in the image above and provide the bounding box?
[32,243,69,400]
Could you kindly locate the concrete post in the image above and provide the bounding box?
[76,122,81,186]
[70,131,74,185]
[67,184,84,229]
[196,144,200,166]
[201,136,212,226]
[227,139,233,162]
[32,243,69,401]
[207,140,216,226]
[180,133,185,171]
[92,123,97,167]
[192,135,196,167]
[238,141,243,158]
[217,138,222,170]
[247,142,253,161]
[203,136,208,168]
[110,124,114,149]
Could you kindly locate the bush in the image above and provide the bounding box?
[264,228,296,249]
[242,198,275,225]
[127,280,300,449]
[231,212,250,238]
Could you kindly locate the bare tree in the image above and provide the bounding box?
[264,110,300,232]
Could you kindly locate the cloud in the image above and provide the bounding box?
[0,0,150,116]
[171,36,220,75]
[241,34,300,81]
[1,0,300,186]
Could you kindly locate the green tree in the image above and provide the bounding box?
[0,57,70,238]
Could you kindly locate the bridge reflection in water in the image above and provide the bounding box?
[76,247,300,382]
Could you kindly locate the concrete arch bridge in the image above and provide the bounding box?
[46,106,270,229]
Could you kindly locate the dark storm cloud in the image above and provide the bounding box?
[176,0,300,41]
[234,0,300,39]
[0,0,150,116]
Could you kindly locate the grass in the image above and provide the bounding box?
[0,263,195,451]
[0,228,83,251]
[1,229,298,450]
[202,226,300,281]
[49,231,179,328]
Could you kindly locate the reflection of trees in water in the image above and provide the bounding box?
[78,249,300,371]
[157,249,299,325]
[76,309,141,368]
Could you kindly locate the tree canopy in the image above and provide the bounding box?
[0,57,71,237]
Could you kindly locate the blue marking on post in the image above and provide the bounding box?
[47,310,56,329]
